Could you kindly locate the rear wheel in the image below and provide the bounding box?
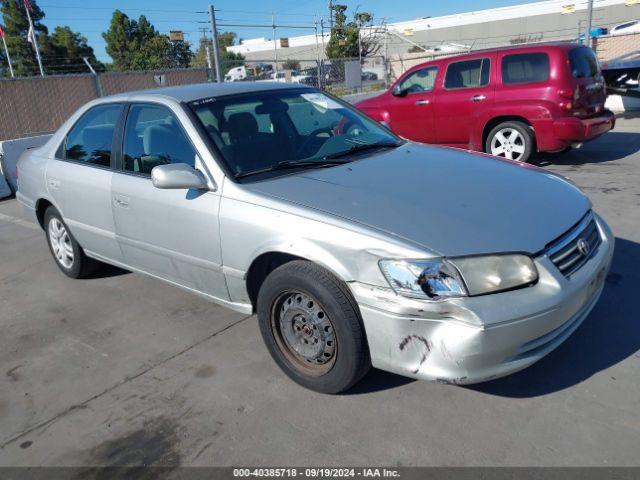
[257,260,371,393]
[486,121,535,163]
[44,207,99,279]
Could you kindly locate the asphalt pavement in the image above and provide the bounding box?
[0,117,638,467]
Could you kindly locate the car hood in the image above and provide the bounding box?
[244,144,590,257]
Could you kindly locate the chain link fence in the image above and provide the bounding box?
[2,31,639,141]
[0,68,209,140]
[217,56,388,96]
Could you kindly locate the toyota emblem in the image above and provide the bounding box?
[577,238,590,256]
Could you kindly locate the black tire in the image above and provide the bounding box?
[257,260,371,394]
[44,206,99,279]
[485,121,535,163]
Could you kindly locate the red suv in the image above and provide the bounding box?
[355,43,615,163]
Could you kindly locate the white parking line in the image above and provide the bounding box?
[0,212,40,230]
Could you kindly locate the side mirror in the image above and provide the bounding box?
[151,163,208,190]
[392,84,407,97]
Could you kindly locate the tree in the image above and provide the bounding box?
[282,59,301,71]
[40,26,103,74]
[193,31,245,76]
[102,10,193,71]
[0,0,48,76]
[325,4,383,60]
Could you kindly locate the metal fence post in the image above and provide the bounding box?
[95,73,104,98]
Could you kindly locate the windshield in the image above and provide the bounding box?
[189,88,402,179]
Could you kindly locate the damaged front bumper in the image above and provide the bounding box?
[350,214,615,385]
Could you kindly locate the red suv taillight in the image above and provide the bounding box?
[557,88,576,112]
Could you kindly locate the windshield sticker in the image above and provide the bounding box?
[191,97,217,106]
[301,93,342,111]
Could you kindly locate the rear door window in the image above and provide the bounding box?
[569,47,600,78]
[444,58,490,89]
[501,53,550,84]
[64,104,121,167]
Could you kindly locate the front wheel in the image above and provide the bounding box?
[257,261,371,394]
[485,121,535,163]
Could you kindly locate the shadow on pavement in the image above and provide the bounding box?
[536,131,640,166]
[469,237,640,398]
[346,368,415,395]
[85,263,130,280]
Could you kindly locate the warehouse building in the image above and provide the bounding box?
[227,0,640,61]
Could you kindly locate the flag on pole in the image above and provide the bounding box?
[27,25,34,45]
[0,25,5,39]
[23,0,33,12]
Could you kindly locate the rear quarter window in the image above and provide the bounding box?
[501,53,550,84]
[569,47,600,78]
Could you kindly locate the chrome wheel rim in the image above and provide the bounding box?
[48,218,74,269]
[491,128,526,161]
[270,291,337,376]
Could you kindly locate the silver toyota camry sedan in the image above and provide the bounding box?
[16,82,614,393]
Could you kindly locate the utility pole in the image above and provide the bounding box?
[320,18,326,88]
[585,0,594,46]
[200,27,213,71]
[24,2,44,76]
[272,12,278,78]
[208,4,222,83]
[314,19,321,89]
[383,23,389,88]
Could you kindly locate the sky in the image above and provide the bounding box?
[5,0,530,63]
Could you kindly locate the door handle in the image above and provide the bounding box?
[113,196,130,208]
[471,95,486,102]
[415,99,430,106]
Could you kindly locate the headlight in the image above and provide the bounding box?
[379,255,538,300]
[379,259,467,299]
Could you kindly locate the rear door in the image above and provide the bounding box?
[45,103,124,262]
[434,55,495,146]
[110,102,228,300]
[568,46,607,118]
[384,65,438,143]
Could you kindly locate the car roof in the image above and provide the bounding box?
[99,81,313,104]
[411,41,581,69]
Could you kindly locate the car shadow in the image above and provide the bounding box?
[469,236,640,398]
[536,131,640,166]
[345,368,415,395]
[86,263,130,280]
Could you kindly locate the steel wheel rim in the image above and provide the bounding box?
[270,290,337,376]
[48,218,74,269]
[491,128,526,161]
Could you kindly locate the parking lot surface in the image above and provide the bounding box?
[0,117,639,467]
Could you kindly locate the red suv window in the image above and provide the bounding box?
[501,53,550,84]
[444,58,490,89]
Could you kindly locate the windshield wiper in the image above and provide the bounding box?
[235,159,350,179]
[323,141,401,160]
